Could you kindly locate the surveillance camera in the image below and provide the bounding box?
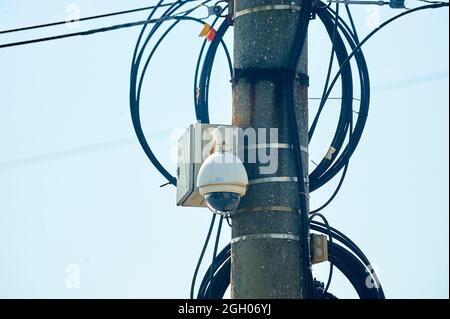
[197,151,248,215]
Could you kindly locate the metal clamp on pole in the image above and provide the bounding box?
[233,2,302,20]
[248,176,298,185]
[234,205,300,216]
[232,233,301,245]
[241,143,293,150]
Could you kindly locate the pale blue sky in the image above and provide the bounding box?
[0,1,448,298]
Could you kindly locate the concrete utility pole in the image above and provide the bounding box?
[231,0,311,298]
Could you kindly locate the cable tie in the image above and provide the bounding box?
[248,176,298,185]
[232,68,308,85]
[234,205,299,215]
[296,72,310,86]
[159,181,172,187]
[231,233,300,245]
[325,146,336,160]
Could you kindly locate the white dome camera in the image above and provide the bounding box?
[196,127,248,215]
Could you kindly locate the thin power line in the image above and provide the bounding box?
[0,138,134,170]
[0,130,173,170]
[309,71,449,97]
[374,70,449,92]
[0,14,200,49]
[0,1,184,35]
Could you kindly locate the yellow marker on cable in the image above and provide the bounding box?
[198,23,211,37]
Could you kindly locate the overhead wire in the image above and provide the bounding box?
[0,1,197,35]
[0,2,208,49]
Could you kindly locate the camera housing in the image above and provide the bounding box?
[197,151,248,214]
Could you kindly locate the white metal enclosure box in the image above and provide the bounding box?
[176,123,235,207]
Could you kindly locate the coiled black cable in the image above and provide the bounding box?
[129,0,232,186]
[130,0,195,186]
[196,221,385,299]
[190,214,216,299]
[308,1,449,193]
[308,3,370,194]
[130,1,448,192]
[197,18,232,123]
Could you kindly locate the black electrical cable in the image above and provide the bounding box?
[329,1,450,83]
[314,280,338,299]
[416,0,448,4]
[286,0,314,298]
[195,15,231,123]
[309,2,340,141]
[131,0,166,66]
[310,223,384,297]
[197,244,231,298]
[209,215,224,298]
[197,221,385,299]
[137,18,231,180]
[0,1,196,35]
[192,0,367,202]
[308,3,370,194]
[310,115,352,214]
[134,0,428,192]
[225,215,232,227]
[194,6,232,121]
[0,3,203,49]
[308,1,448,194]
[309,0,359,214]
[310,3,359,213]
[310,221,385,298]
[129,0,233,186]
[328,241,383,299]
[344,2,360,45]
[131,17,210,186]
[193,11,227,117]
[190,214,217,299]
[309,2,448,199]
[309,1,359,213]
[130,0,200,186]
[129,0,217,186]
[193,1,445,299]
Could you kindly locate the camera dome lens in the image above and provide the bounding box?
[204,192,241,213]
